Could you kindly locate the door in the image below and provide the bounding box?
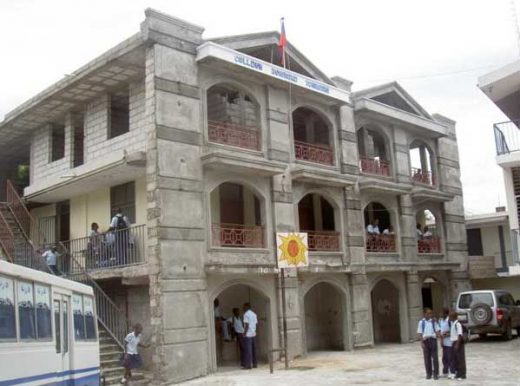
[54,294,71,381]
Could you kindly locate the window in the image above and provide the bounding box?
[458,293,494,309]
[84,296,96,339]
[111,182,135,223]
[466,228,483,256]
[73,113,84,167]
[63,300,68,353]
[109,90,129,139]
[72,294,86,340]
[50,124,65,162]
[18,281,35,339]
[0,276,16,339]
[54,300,60,353]
[35,285,52,339]
[498,293,515,306]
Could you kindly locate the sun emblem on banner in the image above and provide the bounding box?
[277,233,308,268]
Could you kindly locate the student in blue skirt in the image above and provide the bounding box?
[121,323,148,384]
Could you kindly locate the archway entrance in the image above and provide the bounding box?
[371,279,401,343]
[421,277,445,316]
[304,282,345,351]
[213,284,270,368]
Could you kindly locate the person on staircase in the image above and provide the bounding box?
[41,245,60,275]
[108,209,131,266]
[121,323,149,384]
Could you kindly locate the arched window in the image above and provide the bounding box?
[409,140,435,186]
[357,127,391,176]
[207,84,260,150]
[210,182,264,248]
[298,193,339,251]
[416,209,441,253]
[363,202,396,252]
[292,107,334,165]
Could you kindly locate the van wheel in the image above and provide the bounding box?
[478,333,486,340]
[503,321,513,341]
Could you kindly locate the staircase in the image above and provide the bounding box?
[0,180,141,384]
[99,325,145,385]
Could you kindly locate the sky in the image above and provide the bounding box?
[0,0,518,214]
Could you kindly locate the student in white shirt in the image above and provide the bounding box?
[423,226,433,238]
[108,209,131,265]
[382,225,394,235]
[227,308,245,367]
[242,302,258,369]
[121,323,149,384]
[214,298,231,341]
[416,308,441,380]
[440,308,455,378]
[366,218,380,235]
[449,311,467,380]
[42,246,60,275]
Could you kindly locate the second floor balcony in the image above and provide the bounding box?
[411,168,435,186]
[294,140,334,165]
[211,223,264,248]
[494,120,520,157]
[360,157,391,177]
[366,234,396,253]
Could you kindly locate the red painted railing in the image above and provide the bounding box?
[0,207,15,262]
[212,223,264,248]
[306,230,340,251]
[294,141,334,165]
[6,180,34,240]
[418,237,442,254]
[366,234,396,253]
[360,157,390,176]
[208,120,260,150]
[411,168,435,186]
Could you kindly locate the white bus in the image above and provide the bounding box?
[0,260,100,385]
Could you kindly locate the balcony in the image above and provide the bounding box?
[411,168,434,186]
[58,224,146,274]
[366,234,396,253]
[294,141,333,165]
[359,157,390,177]
[212,223,264,248]
[306,230,340,252]
[417,237,442,254]
[208,120,260,151]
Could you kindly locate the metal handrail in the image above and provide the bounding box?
[6,180,35,240]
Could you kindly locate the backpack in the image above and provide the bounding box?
[455,320,469,343]
[115,215,127,230]
[421,318,438,334]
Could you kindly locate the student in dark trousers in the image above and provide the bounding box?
[228,307,245,367]
[449,311,467,380]
[417,308,441,380]
[439,308,455,378]
[242,302,258,370]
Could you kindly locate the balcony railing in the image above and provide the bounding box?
[366,234,396,253]
[6,180,34,240]
[417,237,442,254]
[411,168,435,186]
[0,208,15,262]
[359,157,390,177]
[212,223,264,248]
[294,141,334,165]
[494,120,520,155]
[57,224,147,274]
[305,230,340,251]
[208,120,260,151]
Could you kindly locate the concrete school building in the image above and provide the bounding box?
[0,8,470,384]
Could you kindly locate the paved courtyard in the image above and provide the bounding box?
[183,335,520,385]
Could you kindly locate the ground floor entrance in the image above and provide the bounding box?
[371,279,401,343]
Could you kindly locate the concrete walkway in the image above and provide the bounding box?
[183,336,520,385]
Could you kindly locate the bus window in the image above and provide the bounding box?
[84,295,96,339]
[54,300,60,353]
[72,294,85,340]
[18,281,35,339]
[63,300,68,353]
[0,276,16,339]
[35,285,52,339]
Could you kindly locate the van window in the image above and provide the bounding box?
[458,292,494,309]
[84,296,96,339]
[498,293,514,306]
[18,281,36,339]
[72,294,86,340]
[35,285,52,339]
[0,276,16,339]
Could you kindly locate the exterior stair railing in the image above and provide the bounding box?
[4,179,129,349]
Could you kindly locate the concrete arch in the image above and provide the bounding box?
[203,77,264,110]
[294,188,342,211]
[207,177,267,205]
[290,103,336,130]
[369,274,409,344]
[300,278,349,352]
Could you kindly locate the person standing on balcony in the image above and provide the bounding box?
[87,222,102,268]
[108,209,131,266]
[423,226,433,238]
[242,302,258,370]
[42,246,60,275]
[416,223,424,239]
[382,225,394,235]
[366,218,380,235]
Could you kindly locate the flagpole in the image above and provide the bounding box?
[281,267,289,369]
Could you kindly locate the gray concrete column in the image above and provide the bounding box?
[419,145,428,172]
[351,272,372,347]
[399,194,417,261]
[338,104,359,175]
[344,187,365,265]
[405,271,423,341]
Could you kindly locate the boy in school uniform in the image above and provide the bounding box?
[228,307,245,367]
[121,323,149,384]
[440,308,455,379]
[242,302,258,370]
[449,311,467,380]
[417,308,441,380]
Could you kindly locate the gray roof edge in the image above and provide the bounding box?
[144,8,205,34]
[1,32,144,126]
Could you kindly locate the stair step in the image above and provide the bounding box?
[101,351,123,360]
[101,358,123,368]
[100,366,126,377]
[100,344,122,353]
[102,373,145,386]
